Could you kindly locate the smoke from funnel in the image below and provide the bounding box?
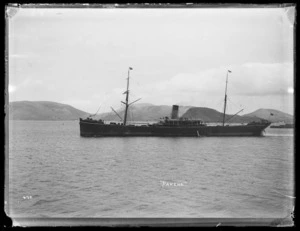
[171,105,179,119]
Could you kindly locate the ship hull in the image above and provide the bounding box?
[80,120,270,137]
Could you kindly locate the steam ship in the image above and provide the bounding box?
[79,68,270,137]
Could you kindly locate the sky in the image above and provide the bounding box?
[7,5,295,115]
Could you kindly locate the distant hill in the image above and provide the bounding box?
[181,107,261,123]
[8,101,293,124]
[9,101,89,120]
[243,109,294,124]
[95,104,193,122]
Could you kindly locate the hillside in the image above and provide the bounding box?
[8,101,293,123]
[9,101,90,120]
[243,109,294,124]
[182,107,261,123]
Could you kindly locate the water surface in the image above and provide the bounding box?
[7,121,294,218]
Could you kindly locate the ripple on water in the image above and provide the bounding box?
[32,198,63,207]
[8,121,294,218]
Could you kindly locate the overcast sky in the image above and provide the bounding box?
[8,6,294,115]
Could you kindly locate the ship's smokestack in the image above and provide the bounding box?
[171,105,179,119]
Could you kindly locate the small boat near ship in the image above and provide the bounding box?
[79,68,270,137]
[270,123,294,129]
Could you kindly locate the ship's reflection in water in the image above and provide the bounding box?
[8,121,294,218]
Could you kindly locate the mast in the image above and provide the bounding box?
[123,67,132,126]
[222,70,231,126]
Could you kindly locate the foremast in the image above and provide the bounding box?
[222,70,231,126]
[121,67,141,126]
[122,67,132,125]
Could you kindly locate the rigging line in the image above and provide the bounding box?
[94,93,112,117]
[111,107,123,121]
[131,108,134,123]
[216,99,224,111]
[93,105,102,115]
[95,94,111,115]
[227,97,243,110]
[130,91,137,98]
[129,92,140,103]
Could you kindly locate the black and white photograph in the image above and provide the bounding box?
[5,4,295,227]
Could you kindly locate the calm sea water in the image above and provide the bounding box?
[6,121,294,218]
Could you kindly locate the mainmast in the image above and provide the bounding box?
[123,67,132,126]
[222,70,231,126]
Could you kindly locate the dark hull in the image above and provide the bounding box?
[80,120,270,137]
